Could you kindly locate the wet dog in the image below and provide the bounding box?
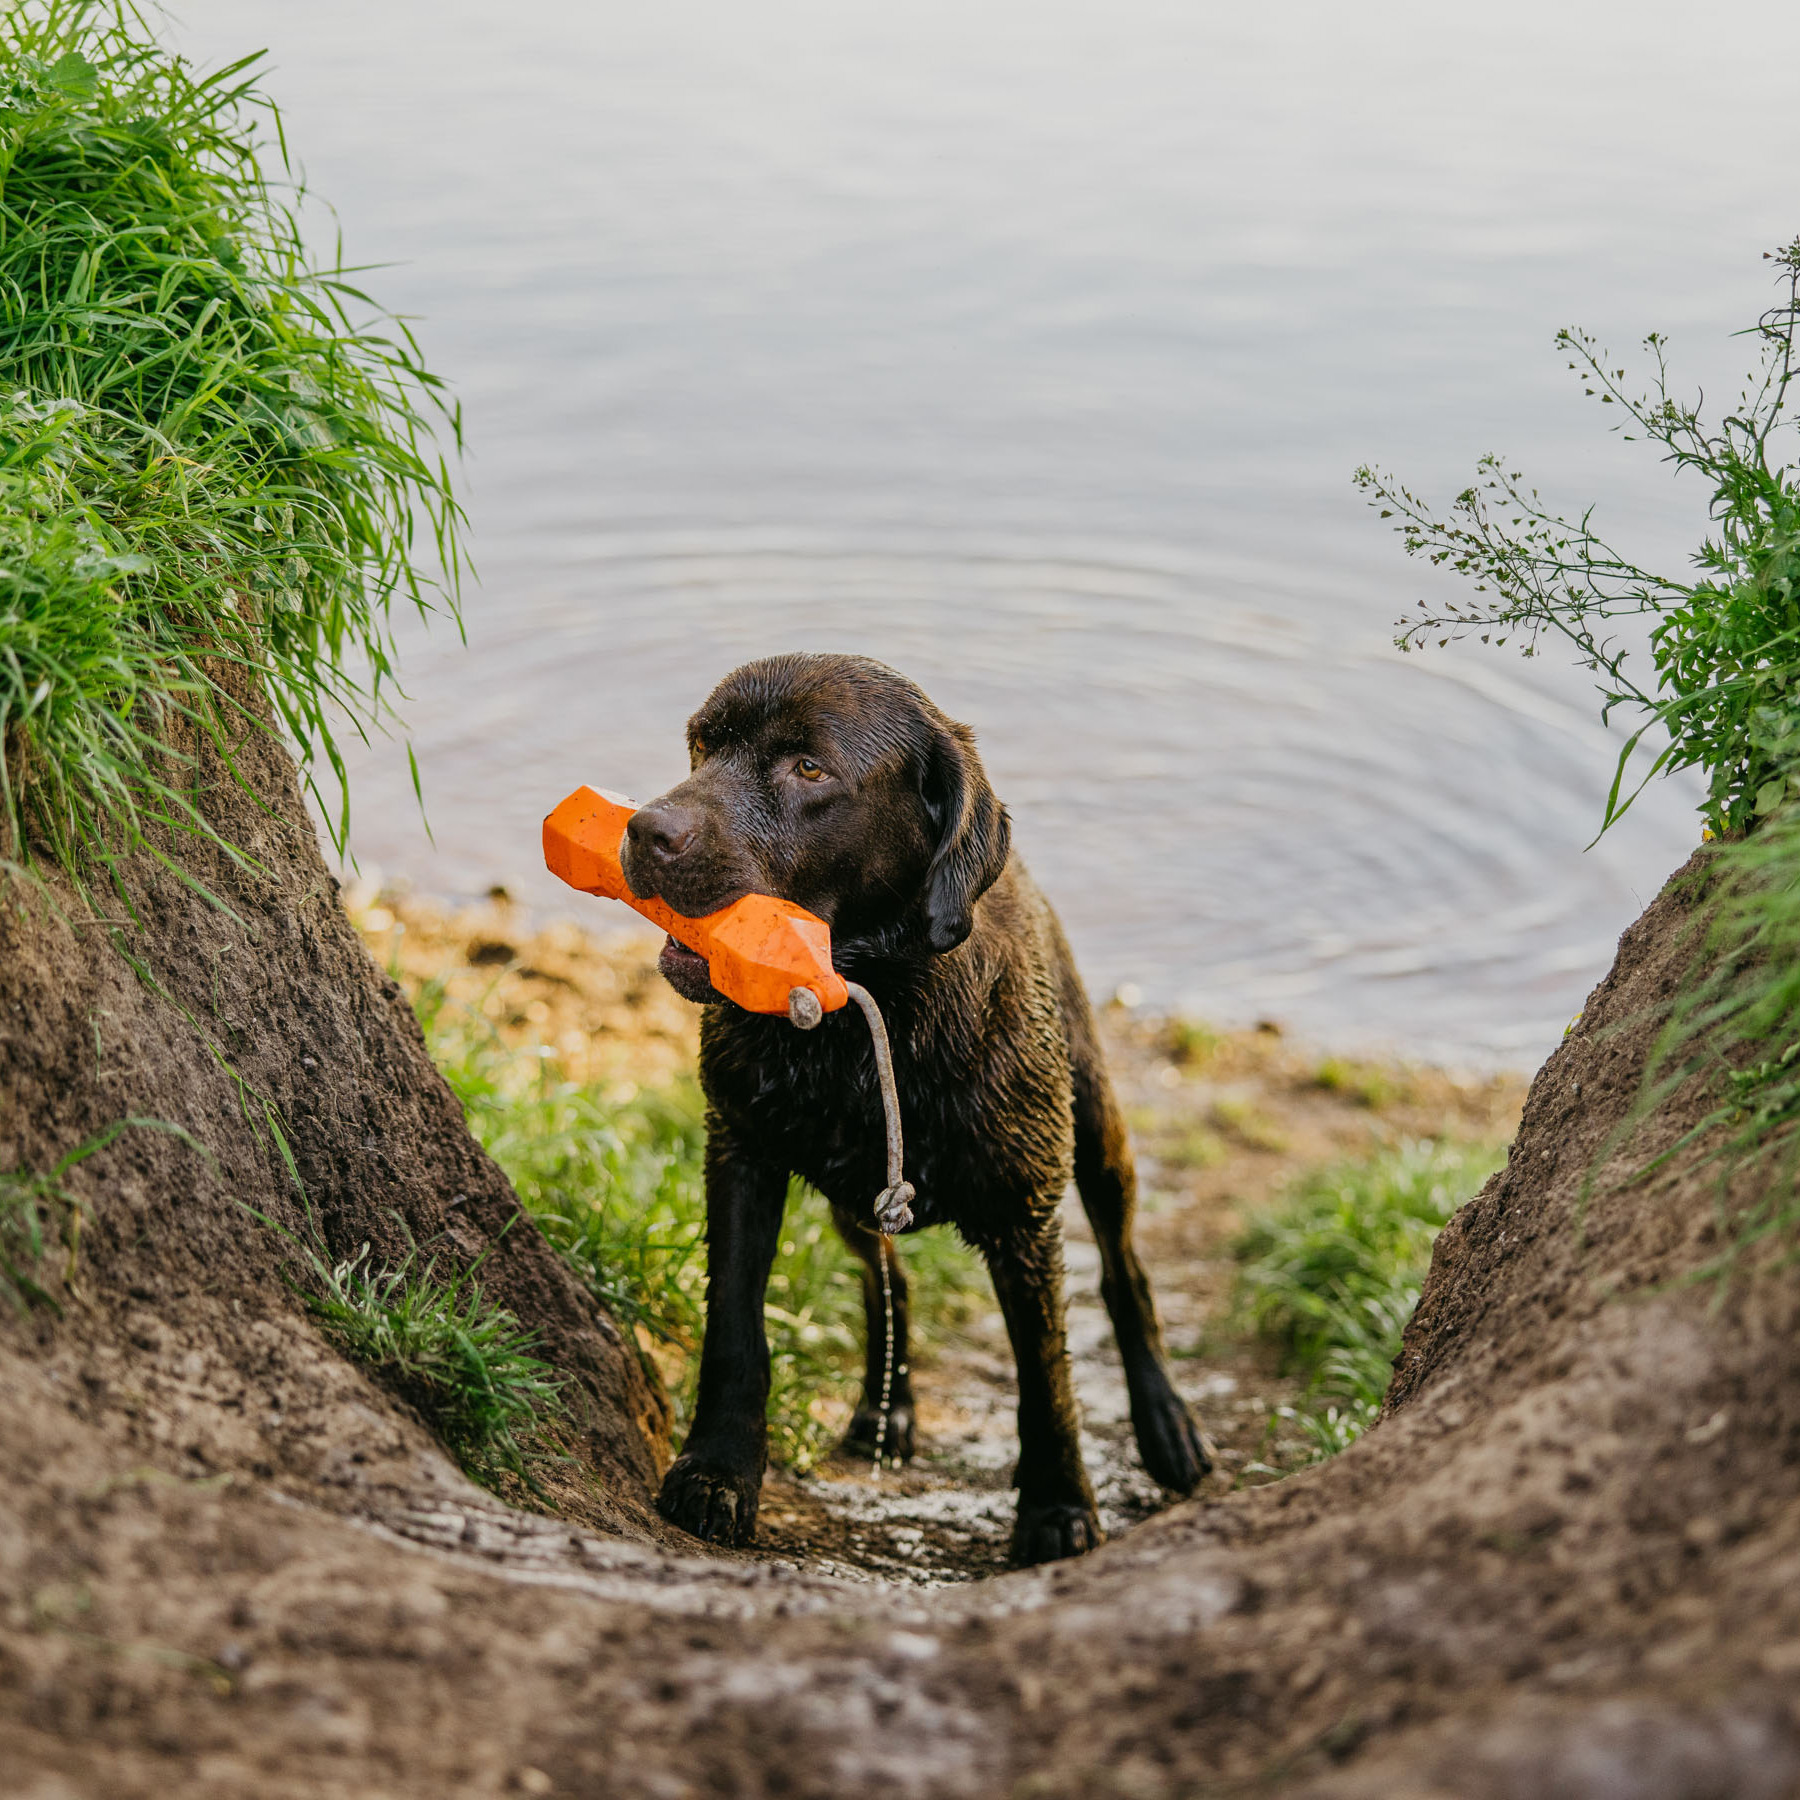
[622,653,1208,1564]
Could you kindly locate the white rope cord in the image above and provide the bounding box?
[873,1240,897,1481]
[843,981,911,1480]
[789,978,914,1479]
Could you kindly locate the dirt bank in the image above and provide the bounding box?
[0,702,671,1555]
[7,716,1799,1797]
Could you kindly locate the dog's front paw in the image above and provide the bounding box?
[1011,1500,1103,1567]
[1132,1385,1212,1494]
[657,1454,761,1547]
[843,1403,915,1464]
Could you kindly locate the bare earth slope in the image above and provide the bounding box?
[6,733,1800,1797]
[0,707,670,1561]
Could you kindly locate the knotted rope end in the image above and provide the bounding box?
[874,1180,915,1236]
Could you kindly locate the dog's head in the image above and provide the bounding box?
[620,654,1011,1002]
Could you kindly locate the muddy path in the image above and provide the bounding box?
[753,1204,1248,1585]
[754,1015,1522,1583]
[366,889,1522,1585]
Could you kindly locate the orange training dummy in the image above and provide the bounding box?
[542,786,850,1024]
[544,786,911,1237]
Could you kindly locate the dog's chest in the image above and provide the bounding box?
[701,1006,1073,1223]
[725,1028,925,1202]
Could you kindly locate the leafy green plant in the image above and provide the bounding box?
[1232,1138,1504,1457]
[0,2,462,887]
[412,976,988,1471]
[1357,239,1800,839]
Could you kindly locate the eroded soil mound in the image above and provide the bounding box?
[7,770,1800,1798]
[0,710,670,1557]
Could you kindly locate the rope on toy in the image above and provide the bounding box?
[787,977,914,1235]
[788,976,913,1480]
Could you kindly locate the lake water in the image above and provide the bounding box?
[176,0,1800,1065]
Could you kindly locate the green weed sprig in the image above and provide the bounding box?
[1358,239,1800,839]
[2,1113,211,1311]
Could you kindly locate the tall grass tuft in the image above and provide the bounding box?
[304,1243,564,1491]
[0,2,462,887]
[263,1205,565,1491]
[1232,1138,1503,1458]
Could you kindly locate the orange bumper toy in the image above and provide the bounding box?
[542,786,849,1023]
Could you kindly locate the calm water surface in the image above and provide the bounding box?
[177,0,1800,1063]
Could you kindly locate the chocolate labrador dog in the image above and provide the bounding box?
[621,653,1208,1564]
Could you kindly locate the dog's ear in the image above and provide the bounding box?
[921,722,1010,953]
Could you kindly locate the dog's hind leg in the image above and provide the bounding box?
[1070,1043,1212,1495]
[829,1203,917,1463]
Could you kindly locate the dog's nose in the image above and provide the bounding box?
[627,804,698,866]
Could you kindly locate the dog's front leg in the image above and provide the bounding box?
[980,1214,1103,1566]
[656,1122,788,1548]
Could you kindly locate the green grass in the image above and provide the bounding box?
[410,975,710,1353]
[1616,812,1800,1270]
[1159,1123,1227,1170]
[1,1157,82,1311]
[0,2,462,890]
[1159,1017,1223,1068]
[1210,1094,1288,1154]
[1231,1138,1504,1459]
[284,1221,565,1491]
[413,977,989,1472]
[1314,1056,1405,1110]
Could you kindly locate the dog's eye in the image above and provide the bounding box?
[795,756,827,781]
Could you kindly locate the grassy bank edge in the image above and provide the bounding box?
[1229,1138,1506,1464]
